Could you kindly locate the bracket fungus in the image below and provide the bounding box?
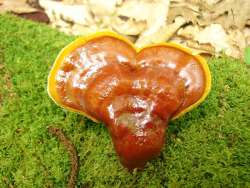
[48,32,211,170]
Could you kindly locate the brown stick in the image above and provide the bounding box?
[48,127,79,188]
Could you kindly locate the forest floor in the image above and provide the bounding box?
[0,14,249,188]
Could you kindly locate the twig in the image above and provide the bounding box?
[48,127,79,188]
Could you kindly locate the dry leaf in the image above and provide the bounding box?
[51,19,72,28]
[57,26,74,35]
[117,0,169,29]
[116,0,170,47]
[136,16,186,47]
[117,1,152,22]
[186,40,215,54]
[169,0,250,29]
[243,27,250,46]
[0,0,37,14]
[225,29,246,58]
[62,0,85,4]
[88,0,118,16]
[111,17,146,35]
[177,25,200,39]
[14,11,50,23]
[246,20,250,26]
[204,0,250,29]
[168,0,200,24]
[39,0,93,25]
[169,36,214,55]
[194,24,230,53]
[38,0,249,59]
[203,0,220,5]
[71,23,98,35]
[228,29,246,51]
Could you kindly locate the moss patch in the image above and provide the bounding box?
[0,14,249,188]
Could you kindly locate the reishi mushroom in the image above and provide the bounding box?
[48,32,211,170]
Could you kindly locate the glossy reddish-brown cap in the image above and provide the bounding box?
[48,32,211,170]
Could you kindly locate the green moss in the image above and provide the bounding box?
[0,14,249,188]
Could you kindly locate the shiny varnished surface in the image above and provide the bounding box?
[54,36,206,169]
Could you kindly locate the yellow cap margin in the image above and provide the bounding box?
[47,31,211,122]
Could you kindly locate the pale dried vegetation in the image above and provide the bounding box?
[1,0,250,58]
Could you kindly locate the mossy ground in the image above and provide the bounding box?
[0,14,249,188]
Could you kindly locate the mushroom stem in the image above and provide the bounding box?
[106,110,168,170]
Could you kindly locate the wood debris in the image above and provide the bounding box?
[48,126,79,188]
